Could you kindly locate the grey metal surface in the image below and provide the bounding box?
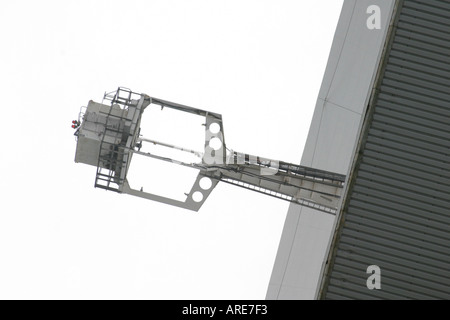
[318,0,450,299]
[266,0,397,299]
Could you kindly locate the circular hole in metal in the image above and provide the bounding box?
[202,147,215,165]
[209,123,221,134]
[192,191,204,202]
[199,177,213,190]
[209,137,222,150]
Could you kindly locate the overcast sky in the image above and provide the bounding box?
[0,0,343,299]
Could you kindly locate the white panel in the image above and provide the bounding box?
[303,100,362,174]
[265,204,302,300]
[319,0,396,114]
[282,207,335,299]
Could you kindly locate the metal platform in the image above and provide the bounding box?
[74,87,346,214]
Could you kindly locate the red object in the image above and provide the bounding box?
[72,120,77,124]
[72,124,76,128]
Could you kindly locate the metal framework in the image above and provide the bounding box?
[74,87,346,214]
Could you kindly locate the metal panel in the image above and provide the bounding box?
[319,0,450,299]
[266,0,397,299]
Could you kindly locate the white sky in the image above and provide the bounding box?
[0,0,343,299]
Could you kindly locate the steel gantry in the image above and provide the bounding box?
[73,87,345,214]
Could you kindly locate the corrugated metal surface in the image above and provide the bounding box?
[319,0,450,299]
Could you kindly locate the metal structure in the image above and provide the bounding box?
[268,0,450,300]
[318,0,450,299]
[267,0,399,299]
[73,87,345,213]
